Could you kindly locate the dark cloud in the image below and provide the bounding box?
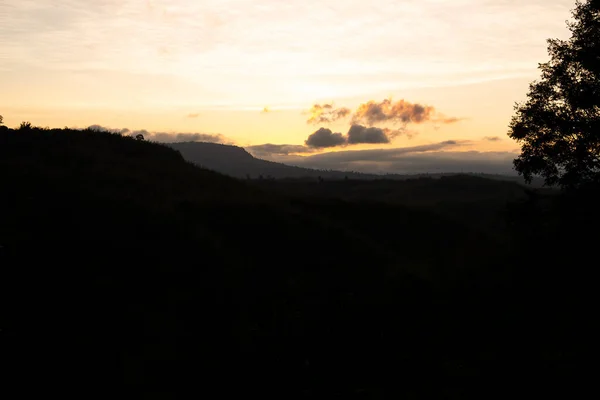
[246,143,314,157]
[347,124,397,144]
[247,124,407,157]
[483,136,502,142]
[306,103,352,124]
[305,127,347,148]
[302,125,403,150]
[186,113,200,118]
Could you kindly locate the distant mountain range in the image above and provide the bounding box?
[169,142,546,187]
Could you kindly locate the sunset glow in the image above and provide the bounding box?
[0,0,575,156]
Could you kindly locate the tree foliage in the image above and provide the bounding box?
[509,0,600,188]
[19,121,33,130]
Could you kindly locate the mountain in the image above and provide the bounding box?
[170,141,375,179]
[170,141,547,187]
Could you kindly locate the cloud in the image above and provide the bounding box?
[85,125,227,143]
[278,142,517,175]
[306,103,352,124]
[352,98,436,125]
[304,98,460,131]
[305,127,347,148]
[140,131,227,143]
[347,124,399,144]
[87,125,130,134]
[246,143,314,157]
[303,124,404,149]
[1,0,573,115]
[301,141,469,164]
[435,116,463,124]
[186,113,200,118]
[483,136,502,141]
[253,123,403,157]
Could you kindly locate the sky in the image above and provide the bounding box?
[0,0,576,173]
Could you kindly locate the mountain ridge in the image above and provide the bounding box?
[169,141,545,186]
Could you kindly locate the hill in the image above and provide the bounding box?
[170,141,374,179]
[251,174,531,236]
[0,127,585,398]
[170,141,547,187]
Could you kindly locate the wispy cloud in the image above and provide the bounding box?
[305,98,459,127]
[246,143,314,157]
[281,143,517,175]
[306,103,351,124]
[483,136,502,142]
[0,1,574,109]
[352,99,435,125]
[299,141,470,164]
[186,113,200,118]
[436,117,465,124]
[143,132,227,143]
[87,125,227,144]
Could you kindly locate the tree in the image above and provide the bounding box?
[0,115,6,132]
[508,0,600,188]
[19,121,33,130]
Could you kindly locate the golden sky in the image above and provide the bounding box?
[0,0,575,158]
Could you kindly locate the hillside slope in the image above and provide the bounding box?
[170,141,372,179]
[0,127,579,398]
[252,174,531,235]
[170,141,548,187]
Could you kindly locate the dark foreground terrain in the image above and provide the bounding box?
[0,126,594,398]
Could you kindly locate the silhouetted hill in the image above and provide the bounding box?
[252,174,531,236]
[0,127,586,398]
[170,141,548,187]
[170,141,373,179]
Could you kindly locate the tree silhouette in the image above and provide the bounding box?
[508,0,600,188]
[0,115,3,125]
[19,121,33,130]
